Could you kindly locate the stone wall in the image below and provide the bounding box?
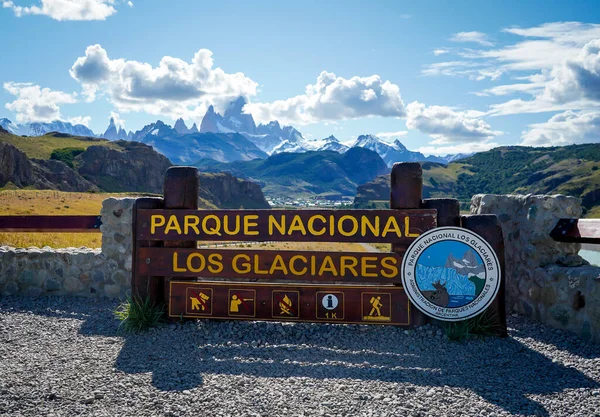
[472,194,600,341]
[0,198,134,298]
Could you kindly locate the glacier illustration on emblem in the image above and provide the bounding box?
[415,241,486,308]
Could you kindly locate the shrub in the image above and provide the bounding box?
[114,295,165,333]
[50,147,85,169]
[444,312,500,342]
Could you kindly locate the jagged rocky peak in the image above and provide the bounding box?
[324,135,339,142]
[132,120,175,142]
[223,96,256,134]
[174,118,189,134]
[393,139,407,151]
[103,117,118,140]
[199,105,221,133]
[353,134,381,147]
[189,122,199,133]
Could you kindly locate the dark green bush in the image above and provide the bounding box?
[50,147,85,169]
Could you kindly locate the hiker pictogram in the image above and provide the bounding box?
[272,291,299,318]
[362,293,391,322]
[228,289,256,317]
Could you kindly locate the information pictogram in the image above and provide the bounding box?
[316,291,344,320]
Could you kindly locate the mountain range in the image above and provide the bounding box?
[0,118,97,137]
[354,143,600,216]
[0,96,469,168]
[197,147,389,199]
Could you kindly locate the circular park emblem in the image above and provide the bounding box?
[401,227,501,322]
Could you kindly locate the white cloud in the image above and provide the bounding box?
[521,110,600,146]
[421,60,503,81]
[127,1,132,6]
[485,39,600,116]
[243,71,406,125]
[68,115,91,126]
[109,111,125,129]
[3,82,78,123]
[430,22,600,110]
[417,141,499,156]
[406,101,502,144]
[433,49,449,56]
[542,39,600,104]
[449,31,493,47]
[2,0,117,21]
[375,130,408,140]
[70,44,258,120]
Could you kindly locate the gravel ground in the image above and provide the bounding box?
[1,296,600,417]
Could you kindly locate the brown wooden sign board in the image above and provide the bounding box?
[138,248,403,283]
[136,209,437,244]
[169,281,411,326]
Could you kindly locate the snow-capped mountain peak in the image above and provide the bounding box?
[103,117,130,140]
[0,119,97,137]
[174,118,190,134]
[199,96,304,155]
[0,118,19,135]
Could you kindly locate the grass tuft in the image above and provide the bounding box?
[114,295,165,333]
[444,312,500,342]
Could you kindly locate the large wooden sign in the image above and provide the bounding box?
[169,281,410,325]
[138,248,402,283]
[136,209,437,244]
[131,165,506,334]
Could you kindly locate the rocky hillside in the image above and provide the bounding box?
[199,172,269,209]
[0,128,270,209]
[0,140,97,192]
[354,144,600,216]
[76,141,171,194]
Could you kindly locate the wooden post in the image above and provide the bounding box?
[422,198,460,227]
[132,197,164,303]
[461,214,508,337]
[162,167,200,312]
[390,162,427,327]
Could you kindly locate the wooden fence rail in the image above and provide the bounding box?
[0,215,102,232]
[550,218,600,244]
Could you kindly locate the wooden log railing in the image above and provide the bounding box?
[0,215,102,232]
[550,218,600,244]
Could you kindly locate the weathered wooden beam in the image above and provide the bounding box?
[135,209,437,244]
[390,162,428,327]
[131,197,164,302]
[137,247,402,283]
[169,281,411,326]
[163,167,200,316]
[0,215,102,232]
[461,214,508,337]
[550,218,600,244]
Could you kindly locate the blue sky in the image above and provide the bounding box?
[1,0,600,155]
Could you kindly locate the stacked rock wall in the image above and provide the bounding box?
[0,198,134,298]
[472,194,600,341]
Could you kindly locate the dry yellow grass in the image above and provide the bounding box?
[0,190,142,248]
[1,191,397,252]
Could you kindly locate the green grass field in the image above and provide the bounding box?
[0,131,120,160]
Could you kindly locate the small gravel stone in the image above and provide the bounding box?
[1,296,600,416]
